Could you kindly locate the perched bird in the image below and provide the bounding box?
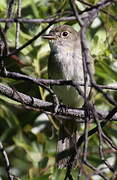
[42,25,94,168]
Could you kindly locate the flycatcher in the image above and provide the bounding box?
[42,25,94,168]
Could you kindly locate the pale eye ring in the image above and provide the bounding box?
[62,31,69,37]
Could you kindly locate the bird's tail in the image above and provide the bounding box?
[56,123,78,168]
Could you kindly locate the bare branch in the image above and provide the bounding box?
[15,0,22,48]
[4,0,15,33]
[0,141,14,180]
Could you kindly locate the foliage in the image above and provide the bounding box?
[0,0,117,180]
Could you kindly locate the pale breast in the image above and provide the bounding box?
[48,50,85,107]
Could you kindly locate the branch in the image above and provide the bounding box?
[15,0,22,48]
[0,82,117,121]
[7,23,52,57]
[4,0,15,33]
[0,82,52,108]
[66,0,117,178]
[56,106,117,161]
[2,70,117,90]
[0,141,14,180]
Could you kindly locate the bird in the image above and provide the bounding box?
[42,25,94,168]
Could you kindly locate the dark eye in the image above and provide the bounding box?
[62,31,69,37]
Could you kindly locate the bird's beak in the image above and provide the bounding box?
[42,34,56,40]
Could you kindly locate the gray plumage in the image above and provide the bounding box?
[43,25,94,168]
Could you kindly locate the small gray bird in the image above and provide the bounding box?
[42,25,94,168]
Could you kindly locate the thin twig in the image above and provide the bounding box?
[0,141,14,180]
[15,0,22,48]
[4,0,15,33]
[56,107,117,161]
[2,70,117,90]
[7,23,52,57]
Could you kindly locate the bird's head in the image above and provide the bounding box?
[42,25,79,53]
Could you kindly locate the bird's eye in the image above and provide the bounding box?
[62,31,69,37]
